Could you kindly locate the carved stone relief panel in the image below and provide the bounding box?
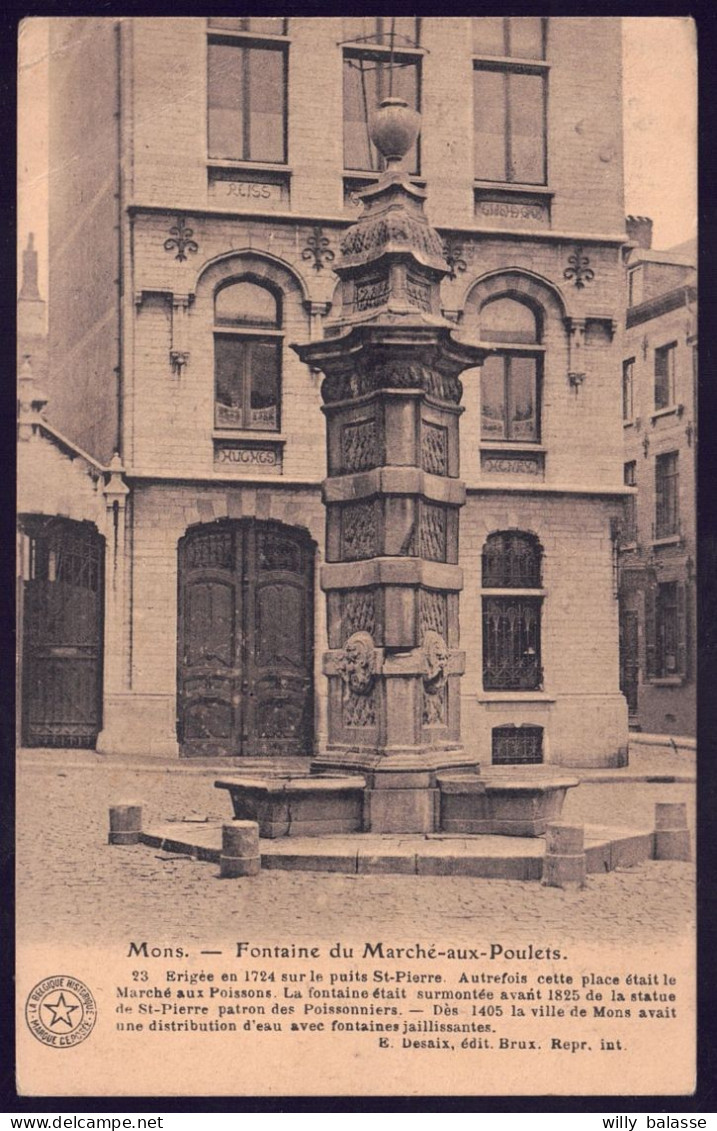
[418,589,447,639]
[341,418,378,473]
[342,501,378,561]
[342,589,377,641]
[421,423,448,475]
[406,273,432,313]
[355,276,390,312]
[419,503,447,562]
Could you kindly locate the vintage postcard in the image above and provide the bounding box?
[16,16,697,1098]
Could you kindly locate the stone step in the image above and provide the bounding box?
[138,823,655,880]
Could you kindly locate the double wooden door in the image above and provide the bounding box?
[178,519,314,757]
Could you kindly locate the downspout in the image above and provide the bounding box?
[114,19,123,458]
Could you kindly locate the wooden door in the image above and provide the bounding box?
[21,517,104,748]
[178,520,314,756]
[177,524,241,756]
[244,522,314,756]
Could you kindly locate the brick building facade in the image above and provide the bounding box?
[22,17,632,765]
[618,220,697,737]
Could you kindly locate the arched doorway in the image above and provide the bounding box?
[19,516,105,747]
[177,519,315,757]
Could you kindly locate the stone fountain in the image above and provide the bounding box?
[213,98,580,844]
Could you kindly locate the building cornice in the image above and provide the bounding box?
[127,203,628,247]
[626,284,697,329]
[122,471,631,499]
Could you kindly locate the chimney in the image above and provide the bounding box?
[626,216,653,250]
[19,232,41,300]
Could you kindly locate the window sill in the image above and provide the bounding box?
[208,160,291,175]
[480,442,545,453]
[477,692,555,704]
[213,430,286,444]
[473,180,552,197]
[623,419,636,429]
[648,676,685,687]
[652,535,682,548]
[207,29,290,44]
[482,588,547,597]
[344,171,425,187]
[651,404,684,424]
[472,54,549,70]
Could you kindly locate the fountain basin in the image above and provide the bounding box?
[215,775,366,838]
[437,774,579,837]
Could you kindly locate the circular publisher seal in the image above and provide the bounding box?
[25,976,97,1048]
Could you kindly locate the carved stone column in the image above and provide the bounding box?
[293,99,486,832]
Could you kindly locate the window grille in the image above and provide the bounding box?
[492,724,544,765]
[482,531,541,588]
[482,532,543,691]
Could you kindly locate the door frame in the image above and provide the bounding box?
[176,517,316,757]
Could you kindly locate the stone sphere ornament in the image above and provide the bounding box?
[369,97,421,167]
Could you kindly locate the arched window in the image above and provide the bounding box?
[482,531,543,690]
[214,279,282,431]
[480,296,543,443]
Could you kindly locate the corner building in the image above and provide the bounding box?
[38,17,630,765]
[618,222,696,738]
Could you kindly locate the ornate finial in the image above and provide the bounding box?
[369,97,421,170]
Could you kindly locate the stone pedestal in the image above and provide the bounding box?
[293,100,486,833]
[108,804,142,845]
[542,823,586,888]
[220,822,261,878]
[654,802,691,861]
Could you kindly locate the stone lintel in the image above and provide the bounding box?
[322,468,466,506]
[321,558,463,591]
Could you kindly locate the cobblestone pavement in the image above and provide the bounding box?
[16,760,695,949]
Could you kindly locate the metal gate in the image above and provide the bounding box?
[177,519,315,757]
[20,516,104,748]
[619,608,639,715]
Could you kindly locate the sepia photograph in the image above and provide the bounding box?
[15,15,697,1099]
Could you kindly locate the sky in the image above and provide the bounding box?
[17,17,697,301]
